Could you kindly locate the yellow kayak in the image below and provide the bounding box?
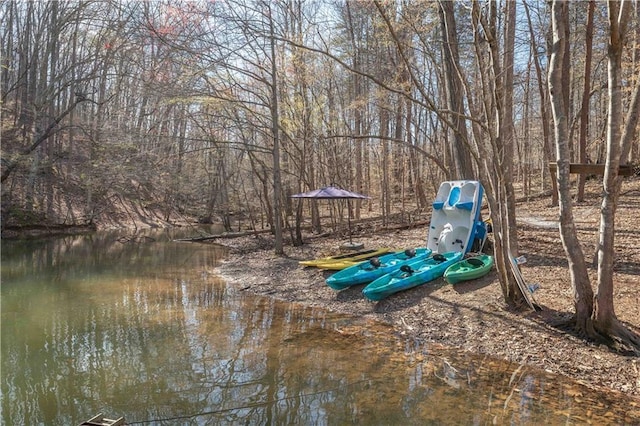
[315,260,363,271]
[299,247,391,269]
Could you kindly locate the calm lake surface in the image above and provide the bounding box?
[1,229,638,425]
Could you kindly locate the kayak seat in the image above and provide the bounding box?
[369,257,381,268]
[400,265,414,275]
[467,258,484,267]
[404,248,417,258]
[433,254,447,263]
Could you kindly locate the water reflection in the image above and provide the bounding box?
[2,231,639,425]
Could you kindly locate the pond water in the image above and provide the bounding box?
[1,230,638,425]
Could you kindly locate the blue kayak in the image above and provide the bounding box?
[362,251,464,301]
[326,248,432,290]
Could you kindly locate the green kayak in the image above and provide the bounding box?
[443,254,494,284]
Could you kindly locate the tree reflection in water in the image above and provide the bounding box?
[1,231,638,425]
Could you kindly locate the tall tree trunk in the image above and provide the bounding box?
[267,4,284,255]
[439,0,474,180]
[380,101,391,225]
[594,1,639,332]
[500,0,519,255]
[549,0,594,333]
[523,1,558,205]
[464,0,525,308]
[345,1,365,228]
[577,0,595,202]
[576,1,640,353]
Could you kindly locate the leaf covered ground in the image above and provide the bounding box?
[213,178,640,399]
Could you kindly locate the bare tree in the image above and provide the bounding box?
[549,0,640,353]
[593,0,640,351]
[464,0,526,307]
[438,0,474,180]
[265,2,284,254]
[523,0,558,205]
[576,0,595,202]
[1,96,91,184]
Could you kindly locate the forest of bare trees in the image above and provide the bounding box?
[2,1,639,349]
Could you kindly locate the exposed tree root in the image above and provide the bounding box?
[595,320,640,356]
[546,313,640,355]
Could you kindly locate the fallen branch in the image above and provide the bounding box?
[174,228,272,242]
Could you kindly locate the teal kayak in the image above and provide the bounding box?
[326,248,432,290]
[363,251,463,301]
[444,254,494,284]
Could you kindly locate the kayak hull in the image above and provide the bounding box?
[316,260,364,271]
[444,254,494,284]
[363,251,464,301]
[326,248,432,290]
[299,248,391,268]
